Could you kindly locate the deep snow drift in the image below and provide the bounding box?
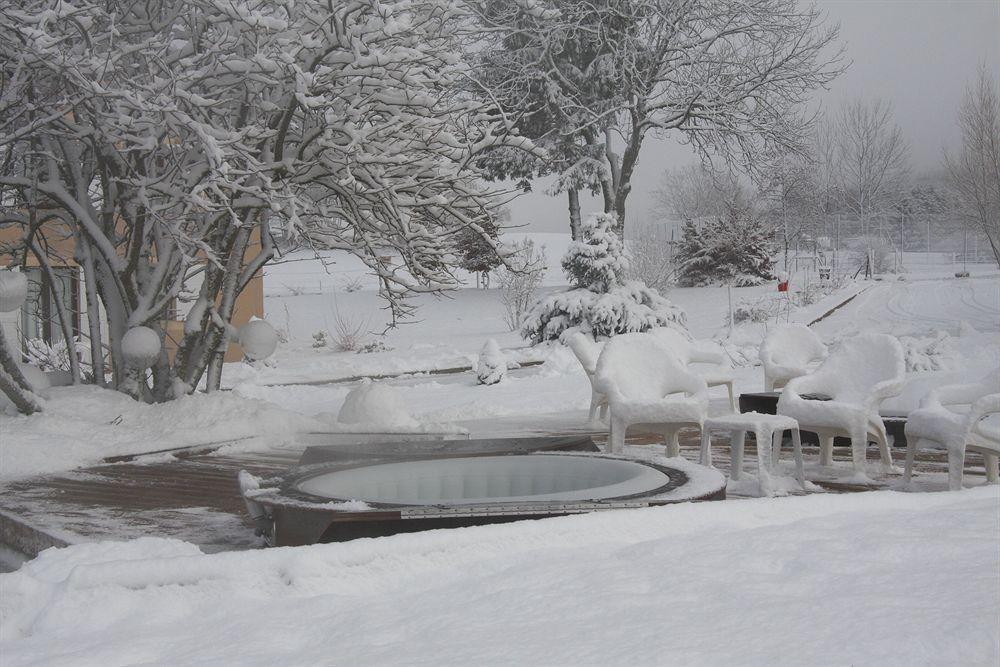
[1,487,997,665]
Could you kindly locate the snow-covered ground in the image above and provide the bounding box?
[1,241,998,664]
[2,487,997,665]
[2,244,997,480]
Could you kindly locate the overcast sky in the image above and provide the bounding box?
[510,0,1000,233]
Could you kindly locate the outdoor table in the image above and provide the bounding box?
[699,412,805,486]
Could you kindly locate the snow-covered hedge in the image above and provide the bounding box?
[522,213,685,343]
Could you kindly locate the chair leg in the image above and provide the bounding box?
[665,430,680,458]
[771,429,783,470]
[726,382,737,413]
[874,425,895,473]
[984,454,999,484]
[588,393,599,422]
[609,416,627,454]
[947,445,966,491]
[755,428,774,473]
[699,429,713,467]
[730,430,746,480]
[598,400,608,421]
[850,428,868,472]
[764,376,774,392]
[819,435,835,467]
[791,428,805,487]
[903,438,918,483]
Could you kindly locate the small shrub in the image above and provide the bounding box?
[496,239,547,331]
[342,275,364,293]
[357,340,392,354]
[332,311,368,351]
[311,331,328,348]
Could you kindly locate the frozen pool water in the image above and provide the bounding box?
[296,454,671,505]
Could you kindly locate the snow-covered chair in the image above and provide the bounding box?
[904,372,1000,490]
[650,327,737,411]
[566,332,607,421]
[594,333,708,456]
[777,334,905,473]
[760,324,828,392]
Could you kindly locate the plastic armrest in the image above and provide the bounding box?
[689,346,727,366]
[969,393,1000,424]
[927,383,992,409]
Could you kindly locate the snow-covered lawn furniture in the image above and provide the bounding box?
[567,332,608,421]
[594,333,708,455]
[651,327,737,411]
[904,375,1000,490]
[699,412,804,491]
[777,334,905,473]
[760,324,828,392]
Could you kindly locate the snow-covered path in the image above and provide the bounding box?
[813,275,999,337]
[2,488,997,666]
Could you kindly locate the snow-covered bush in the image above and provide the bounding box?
[23,338,87,374]
[676,205,777,287]
[476,339,507,385]
[732,299,777,325]
[626,223,674,293]
[311,331,329,349]
[333,312,368,352]
[496,239,547,331]
[521,213,685,343]
[899,332,958,372]
[357,340,392,355]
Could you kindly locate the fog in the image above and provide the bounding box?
[510,0,1000,233]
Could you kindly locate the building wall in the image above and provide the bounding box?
[0,222,264,365]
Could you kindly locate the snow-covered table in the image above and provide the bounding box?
[699,412,805,486]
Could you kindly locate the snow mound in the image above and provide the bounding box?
[337,379,418,428]
[0,385,326,481]
[1,489,996,665]
[475,339,506,385]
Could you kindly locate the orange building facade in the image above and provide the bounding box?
[0,221,264,364]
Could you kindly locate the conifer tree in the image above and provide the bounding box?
[522,213,685,343]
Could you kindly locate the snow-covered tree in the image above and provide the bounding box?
[470,0,843,235]
[495,238,547,331]
[676,205,777,287]
[521,213,684,343]
[0,0,532,399]
[456,214,502,288]
[831,99,910,236]
[946,67,1000,267]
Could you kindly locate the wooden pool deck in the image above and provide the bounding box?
[0,429,989,565]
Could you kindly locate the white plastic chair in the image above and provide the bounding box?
[594,333,708,456]
[777,333,905,473]
[651,327,737,411]
[760,323,828,392]
[904,372,1000,490]
[566,332,607,421]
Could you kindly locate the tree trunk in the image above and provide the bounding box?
[30,242,81,383]
[567,189,582,240]
[77,239,107,387]
[0,328,43,415]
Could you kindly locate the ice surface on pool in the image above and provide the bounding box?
[296,455,670,505]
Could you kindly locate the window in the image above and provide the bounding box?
[20,266,81,345]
